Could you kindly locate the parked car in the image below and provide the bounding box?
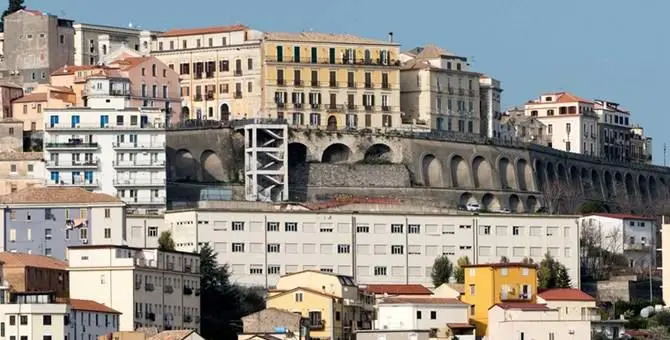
[457,204,467,211]
[498,207,512,213]
[466,203,481,212]
[536,207,548,213]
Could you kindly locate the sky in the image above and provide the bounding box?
[25,0,669,164]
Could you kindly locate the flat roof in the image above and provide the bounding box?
[67,244,198,257]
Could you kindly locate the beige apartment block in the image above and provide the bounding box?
[399,45,484,134]
[0,151,44,195]
[261,31,402,129]
[11,85,75,131]
[150,25,263,121]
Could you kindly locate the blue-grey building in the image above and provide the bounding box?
[0,187,126,260]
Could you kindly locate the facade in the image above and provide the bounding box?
[594,100,633,163]
[524,92,599,156]
[580,213,656,269]
[459,263,538,337]
[262,32,402,129]
[0,187,126,260]
[375,297,475,339]
[479,75,503,139]
[43,106,167,214]
[240,307,309,340]
[499,110,551,147]
[0,252,69,297]
[67,245,202,332]
[69,298,121,340]
[0,151,44,195]
[0,291,70,340]
[486,303,591,340]
[399,45,481,133]
[0,119,24,152]
[125,214,165,248]
[11,84,75,131]
[73,23,156,66]
[150,24,263,121]
[0,82,24,118]
[630,125,652,164]
[2,9,75,92]
[165,204,580,288]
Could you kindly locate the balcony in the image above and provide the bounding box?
[145,312,156,322]
[145,283,155,292]
[309,320,325,330]
[311,80,319,87]
[112,160,166,169]
[195,288,201,296]
[113,178,165,187]
[183,287,193,295]
[205,93,214,101]
[364,82,373,89]
[184,314,193,323]
[469,89,476,97]
[124,197,166,206]
[347,82,356,88]
[234,91,243,99]
[234,69,243,76]
[276,102,286,108]
[500,285,532,301]
[277,79,286,86]
[112,142,165,150]
[266,57,401,68]
[382,105,391,112]
[164,285,174,294]
[327,104,342,112]
[459,89,465,96]
[134,282,141,290]
[45,122,165,131]
[45,160,99,169]
[347,104,358,111]
[624,243,652,251]
[45,141,99,150]
[46,179,99,188]
[311,104,321,110]
[364,105,374,112]
[294,103,303,110]
[294,80,304,87]
[193,94,203,102]
[184,264,193,273]
[329,81,338,88]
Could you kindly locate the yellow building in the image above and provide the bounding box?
[261,32,402,129]
[267,270,374,340]
[460,262,537,337]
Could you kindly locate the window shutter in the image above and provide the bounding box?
[371,95,375,107]
[301,93,305,104]
[291,92,297,103]
[318,93,322,104]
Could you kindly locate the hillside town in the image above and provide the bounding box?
[0,1,664,340]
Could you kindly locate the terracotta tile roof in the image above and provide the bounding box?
[379,297,466,305]
[364,284,432,295]
[461,262,537,269]
[538,288,595,302]
[109,56,152,71]
[147,330,195,340]
[408,45,460,59]
[48,86,74,93]
[492,303,551,311]
[0,252,68,270]
[585,213,656,221]
[160,24,247,37]
[12,93,47,103]
[0,152,42,161]
[0,187,122,205]
[69,299,120,314]
[265,31,394,45]
[447,323,475,329]
[554,92,592,104]
[51,64,101,76]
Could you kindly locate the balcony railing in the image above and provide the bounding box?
[294,103,303,109]
[329,81,338,88]
[183,287,193,295]
[364,105,374,112]
[311,104,321,110]
[193,94,203,102]
[123,197,166,205]
[276,102,286,108]
[46,123,165,130]
[311,80,319,87]
[327,104,342,112]
[113,178,165,186]
[112,160,166,168]
[45,142,99,149]
[184,314,193,323]
[382,105,391,112]
[347,82,356,88]
[112,142,165,150]
[381,82,390,89]
[46,179,99,187]
[309,320,325,330]
[266,57,401,67]
[195,288,201,296]
[234,69,243,76]
[347,104,358,111]
[145,283,154,292]
[364,82,373,89]
[234,91,243,98]
[277,79,285,86]
[164,285,174,294]
[145,312,155,321]
[46,160,99,168]
[294,80,304,87]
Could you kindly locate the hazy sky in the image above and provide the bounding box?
[26,0,669,164]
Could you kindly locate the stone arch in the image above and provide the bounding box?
[546,162,556,184]
[625,173,634,197]
[175,149,197,180]
[181,106,190,120]
[604,171,614,199]
[326,115,337,131]
[557,164,567,184]
[498,157,516,190]
[527,195,539,212]
[364,144,393,163]
[570,166,580,190]
[451,155,471,188]
[421,154,443,187]
[649,176,658,200]
[638,175,648,202]
[472,156,494,189]
[509,194,523,213]
[459,192,476,206]
[321,143,352,163]
[481,193,500,211]
[591,169,602,199]
[220,103,231,122]
[581,168,589,191]
[200,150,226,182]
[615,172,624,197]
[534,160,545,191]
[516,159,533,191]
[660,178,668,199]
[288,142,309,166]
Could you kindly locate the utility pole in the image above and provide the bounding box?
[664,143,667,166]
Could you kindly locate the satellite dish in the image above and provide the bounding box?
[641,306,655,318]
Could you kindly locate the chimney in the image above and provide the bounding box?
[388,32,394,43]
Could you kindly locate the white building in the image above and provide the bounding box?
[43,106,166,215]
[580,213,656,268]
[0,292,69,340]
[524,92,599,156]
[73,23,159,66]
[479,75,503,139]
[68,299,121,340]
[375,297,474,340]
[125,214,165,248]
[487,303,591,340]
[164,202,580,288]
[67,245,201,332]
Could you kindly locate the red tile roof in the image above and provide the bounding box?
[109,56,152,71]
[364,284,432,295]
[12,93,47,103]
[160,24,247,37]
[586,213,656,221]
[554,92,593,104]
[538,288,595,301]
[380,297,466,305]
[492,303,551,311]
[0,252,67,270]
[69,299,120,314]
[447,323,475,329]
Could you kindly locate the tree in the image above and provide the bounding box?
[580,219,629,280]
[1,0,24,22]
[540,180,584,214]
[157,231,176,251]
[453,256,470,284]
[431,255,453,287]
[537,253,572,289]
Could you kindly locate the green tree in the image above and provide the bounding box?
[538,253,572,289]
[1,0,24,22]
[522,257,535,264]
[157,231,176,251]
[431,255,453,287]
[453,256,470,284]
[499,256,510,263]
[555,263,572,288]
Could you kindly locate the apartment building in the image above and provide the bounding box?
[0,252,69,297]
[524,92,599,156]
[150,25,263,121]
[11,85,76,132]
[262,31,402,129]
[2,9,74,92]
[486,303,590,340]
[460,263,538,337]
[399,45,483,133]
[43,106,167,214]
[164,203,580,288]
[73,23,159,66]
[375,298,474,339]
[69,299,121,340]
[499,109,550,146]
[0,291,70,340]
[0,187,126,260]
[594,100,632,163]
[0,82,24,118]
[67,245,201,332]
[240,307,311,340]
[0,152,44,195]
[0,119,24,152]
[479,75,503,139]
[630,125,652,164]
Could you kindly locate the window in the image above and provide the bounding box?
[43,315,51,325]
[232,243,245,252]
[337,244,350,253]
[147,226,158,237]
[267,222,279,231]
[268,265,280,275]
[104,208,111,218]
[470,305,475,315]
[356,225,369,233]
[20,315,27,325]
[232,222,244,231]
[10,164,16,173]
[548,333,554,340]
[45,228,52,240]
[391,224,403,233]
[247,58,253,70]
[469,284,475,295]
[267,243,280,253]
[80,228,88,240]
[430,311,437,320]
[513,226,520,235]
[416,311,422,319]
[295,292,303,302]
[104,228,111,238]
[391,245,404,254]
[373,266,387,276]
[285,222,298,232]
[249,265,263,275]
[408,224,420,234]
[481,225,491,235]
[9,316,14,325]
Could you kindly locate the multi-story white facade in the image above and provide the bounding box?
[479,75,503,139]
[149,25,263,121]
[375,298,472,339]
[524,92,599,156]
[0,292,69,340]
[68,299,121,340]
[165,203,580,288]
[67,245,201,332]
[593,100,632,163]
[73,23,159,66]
[43,106,166,214]
[487,304,591,340]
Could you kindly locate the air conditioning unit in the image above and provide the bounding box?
[104,124,109,128]
[76,124,81,128]
[82,239,88,244]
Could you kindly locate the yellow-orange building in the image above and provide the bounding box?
[261,32,402,129]
[460,262,537,337]
[11,84,75,131]
[266,270,374,340]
